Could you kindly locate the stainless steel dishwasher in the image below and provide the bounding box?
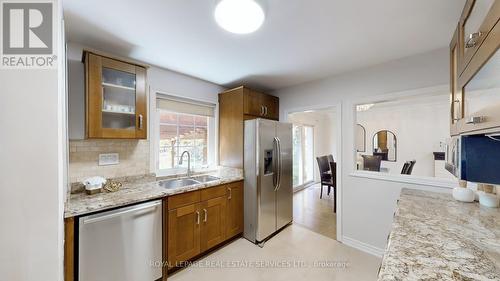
[78,200,163,281]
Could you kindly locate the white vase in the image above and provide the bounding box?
[452,187,475,203]
[479,193,499,208]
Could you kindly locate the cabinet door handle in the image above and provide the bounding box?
[466,116,485,124]
[260,105,265,116]
[465,32,482,49]
[203,209,207,222]
[228,187,232,200]
[452,99,461,121]
[196,211,200,225]
[264,106,268,116]
[138,114,143,130]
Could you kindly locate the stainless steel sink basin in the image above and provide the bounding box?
[190,175,220,183]
[158,178,199,189]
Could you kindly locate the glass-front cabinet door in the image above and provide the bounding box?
[86,53,147,139]
[450,26,462,136]
[460,47,500,134]
[459,0,498,75]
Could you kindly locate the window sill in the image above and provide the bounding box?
[350,171,457,189]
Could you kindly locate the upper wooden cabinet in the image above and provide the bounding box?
[243,89,279,120]
[219,86,279,168]
[458,0,498,75]
[84,51,147,139]
[450,26,463,136]
[450,0,500,136]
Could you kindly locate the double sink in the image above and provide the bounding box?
[158,175,220,189]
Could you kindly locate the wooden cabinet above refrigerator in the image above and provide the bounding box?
[219,86,279,168]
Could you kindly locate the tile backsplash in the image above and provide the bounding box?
[69,139,150,183]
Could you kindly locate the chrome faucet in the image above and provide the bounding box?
[179,151,191,177]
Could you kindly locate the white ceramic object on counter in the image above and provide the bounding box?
[83,176,107,195]
[479,193,499,208]
[452,187,475,203]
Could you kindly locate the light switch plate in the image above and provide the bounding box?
[99,153,119,166]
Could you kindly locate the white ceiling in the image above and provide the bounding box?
[63,0,465,91]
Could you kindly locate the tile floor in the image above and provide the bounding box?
[293,183,337,240]
[169,225,381,281]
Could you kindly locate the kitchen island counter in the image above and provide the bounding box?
[378,188,500,280]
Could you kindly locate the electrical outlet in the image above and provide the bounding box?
[99,153,119,166]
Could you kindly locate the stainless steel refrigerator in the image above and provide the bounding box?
[243,118,293,244]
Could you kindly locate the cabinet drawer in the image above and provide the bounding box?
[201,185,227,201]
[167,191,200,210]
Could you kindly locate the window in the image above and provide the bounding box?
[156,94,216,175]
[292,125,314,187]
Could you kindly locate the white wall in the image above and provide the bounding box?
[275,48,453,254]
[0,1,65,280]
[288,110,337,182]
[356,97,450,177]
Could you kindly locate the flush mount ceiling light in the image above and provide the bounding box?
[214,0,265,34]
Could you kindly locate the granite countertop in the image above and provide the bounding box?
[378,188,500,281]
[64,167,243,218]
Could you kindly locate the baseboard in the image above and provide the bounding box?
[342,236,385,258]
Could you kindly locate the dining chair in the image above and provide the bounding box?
[316,156,333,199]
[362,155,382,172]
[401,162,410,174]
[401,160,416,175]
[328,161,337,213]
[406,160,416,175]
[327,154,334,163]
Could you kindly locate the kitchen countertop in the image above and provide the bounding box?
[64,167,243,218]
[378,188,500,281]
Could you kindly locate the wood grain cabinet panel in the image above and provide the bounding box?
[260,94,279,120]
[225,181,244,239]
[449,1,500,135]
[84,51,147,139]
[200,196,227,251]
[167,203,201,267]
[219,86,279,168]
[167,190,200,210]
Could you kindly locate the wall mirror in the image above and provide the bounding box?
[356,124,366,152]
[372,130,397,162]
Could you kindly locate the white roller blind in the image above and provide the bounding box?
[156,93,215,117]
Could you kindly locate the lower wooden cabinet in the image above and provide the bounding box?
[201,196,227,251]
[166,181,243,268]
[167,203,201,267]
[226,182,244,239]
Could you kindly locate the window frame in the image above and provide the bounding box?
[152,93,217,177]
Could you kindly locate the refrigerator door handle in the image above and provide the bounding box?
[273,137,279,190]
[275,137,282,191]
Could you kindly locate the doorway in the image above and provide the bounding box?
[287,106,339,240]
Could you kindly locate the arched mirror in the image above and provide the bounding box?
[356,124,366,152]
[372,130,397,162]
